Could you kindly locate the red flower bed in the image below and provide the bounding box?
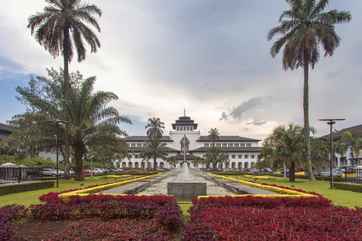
[185,196,362,241]
[0,205,26,241]
[33,194,182,229]
[191,195,331,213]
[1,194,183,241]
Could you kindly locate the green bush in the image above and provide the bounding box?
[0,155,54,168]
[0,181,54,196]
[333,182,362,193]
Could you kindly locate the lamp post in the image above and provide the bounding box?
[319,118,345,189]
[53,119,69,188]
[54,133,59,188]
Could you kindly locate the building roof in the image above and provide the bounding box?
[191,146,262,153]
[0,123,12,133]
[196,136,260,142]
[124,136,173,142]
[320,124,362,140]
[172,116,198,130]
[0,123,12,140]
[128,146,179,153]
[172,154,202,160]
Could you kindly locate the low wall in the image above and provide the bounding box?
[0,181,54,196]
[334,182,362,193]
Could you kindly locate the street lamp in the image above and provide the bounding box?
[319,118,345,189]
[53,119,69,188]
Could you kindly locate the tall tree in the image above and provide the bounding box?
[145,118,165,139]
[144,118,166,170]
[28,0,102,174]
[142,140,168,170]
[205,128,226,170]
[268,0,351,180]
[28,0,102,89]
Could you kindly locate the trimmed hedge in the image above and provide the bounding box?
[0,181,54,196]
[184,196,362,241]
[334,182,362,193]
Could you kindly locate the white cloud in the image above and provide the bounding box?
[0,0,361,139]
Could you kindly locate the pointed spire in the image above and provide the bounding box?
[184,108,186,117]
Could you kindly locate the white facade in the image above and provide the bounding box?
[118,114,262,169]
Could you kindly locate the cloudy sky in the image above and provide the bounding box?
[0,0,361,139]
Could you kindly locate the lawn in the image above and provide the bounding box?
[0,175,131,207]
[240,175,362,208]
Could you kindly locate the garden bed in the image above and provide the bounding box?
[1,194,183,241]
[184,196,362,241]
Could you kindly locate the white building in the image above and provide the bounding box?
[118,114,262,169]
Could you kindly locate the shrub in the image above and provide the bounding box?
[334,182,362,193]
[186,206,362,241]
[0,181,54,196]
[191,195,331,214]
[31,194,183,232]
[0,205,26,241]
[183,223,218,241]
[45,219,175,241]
[185,196,362,241]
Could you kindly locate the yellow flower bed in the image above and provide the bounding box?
[60,173,161,199]
[209,174,315,198]
[244,175,271,180]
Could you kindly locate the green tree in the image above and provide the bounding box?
[310,138,329,172]
[145,118,165,139]
[205,128,227,170]
[28,0,102,173]
[144,118,166,170]
[341,131,362,166]
[88,134,128,166]
[268,0,351,180]
[28,0,102,88]
[264,124,305,182]
[7,112,52,158]
[17,69,131,180]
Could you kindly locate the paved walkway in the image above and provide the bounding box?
[101,167,275,196]
[139,167,233,196]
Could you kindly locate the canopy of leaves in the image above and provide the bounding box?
[269,0,351,69]
[28,0,102,62]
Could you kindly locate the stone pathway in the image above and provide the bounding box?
[139,167,233,196]
[101,167,275,196]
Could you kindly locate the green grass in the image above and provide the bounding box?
[0,175,130,207]
[240,175,362,208]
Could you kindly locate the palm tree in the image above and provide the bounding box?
[268,124,305,182]
[205,128,225,170]
[268,0,351,180]
[145,118,165,138]
[142,140,168,170]
[67,77,131,179]
[17,70,131,180]
[208,128,220,148]
[28,0,102,176]
[28,0,102,89]
[145,117,166,169]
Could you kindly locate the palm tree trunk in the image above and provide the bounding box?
[62,26,71,179]
[283,160,287,178]
[303,61,315,181]
[74,145,84,181]
[153,154,157,171]
[289,161,295,182]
